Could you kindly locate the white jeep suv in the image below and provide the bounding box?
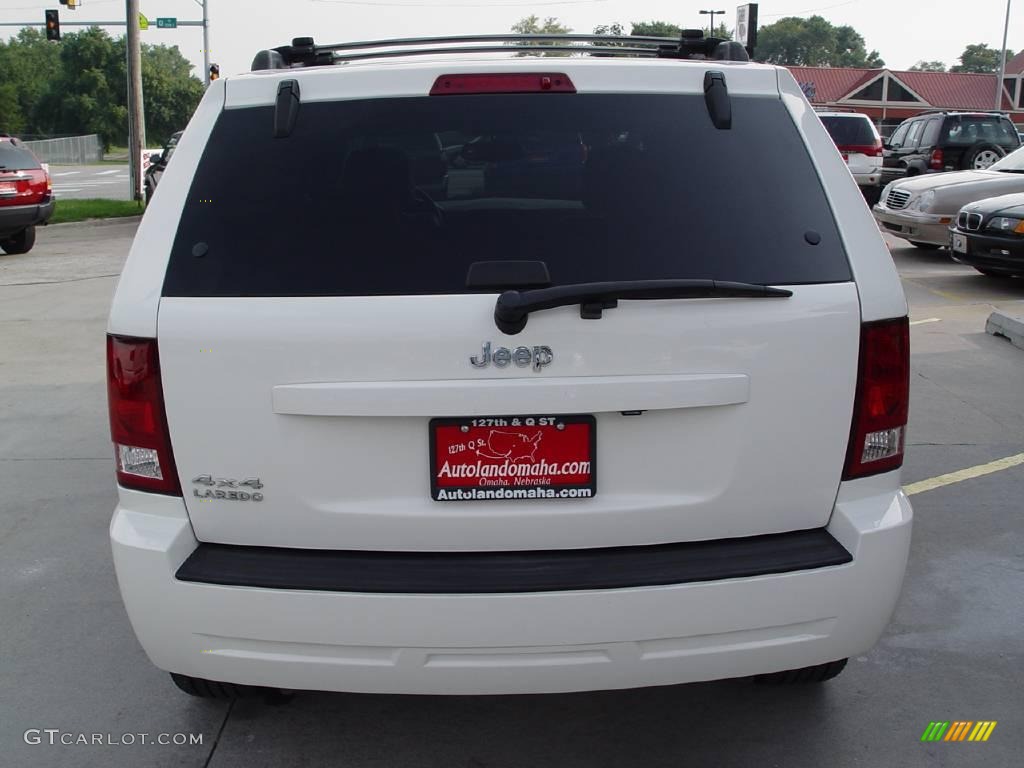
[107,33,913,699]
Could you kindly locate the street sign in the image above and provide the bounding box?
[138,12,149,30]
[156,17,177,29]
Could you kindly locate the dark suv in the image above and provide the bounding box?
[882,111,1021,183]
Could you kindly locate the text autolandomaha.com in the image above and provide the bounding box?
[436,460,592,479]
[436,488,594,500]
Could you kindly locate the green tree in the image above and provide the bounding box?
[0,83,25,134]
[950,43,1015,73]
[701,23,733,40]
[833,25,883,67]
[630,21,681,37]
[33,27,128,147]
[910,60,947,72]
[141,43,204,145]
[0,28,61,136]
[7,26,203,148]
[755,15,883,67]
[510,16,573,57]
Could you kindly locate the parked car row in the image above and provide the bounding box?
[816,109,1023,278]
[873,145,1024,276]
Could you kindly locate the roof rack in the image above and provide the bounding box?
[914,109,1009,116]
[251,32,750,71]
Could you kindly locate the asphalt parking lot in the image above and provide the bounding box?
[1,218,1022,768]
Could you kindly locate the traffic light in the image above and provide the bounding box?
[45,10,60,42]
[209,64,220,81]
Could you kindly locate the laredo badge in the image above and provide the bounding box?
[191,475,264,502]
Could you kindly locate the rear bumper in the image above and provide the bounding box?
[111,479,912,695]
[850,170,881,187]
[872,207,953,246]
[0,199,54,237]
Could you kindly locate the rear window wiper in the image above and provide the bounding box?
[494,279,793,334]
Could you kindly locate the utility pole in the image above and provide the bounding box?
[126,0,145,202]
[996,0,1012,110]
[198,0,211,86]
[700,9,726,37]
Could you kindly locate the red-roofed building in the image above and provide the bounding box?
[786,66,1024,135]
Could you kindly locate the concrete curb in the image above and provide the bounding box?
[45,215,143,229]
[986,310,1024,351]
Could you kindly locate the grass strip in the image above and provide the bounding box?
[50,198,143,224]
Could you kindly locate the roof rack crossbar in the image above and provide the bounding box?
[331,45,666,63]
[318,33,681,52]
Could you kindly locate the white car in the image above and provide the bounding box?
[107,33,912,700]
[818,111,884,188]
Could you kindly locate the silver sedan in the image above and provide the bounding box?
[873,146,1024,249]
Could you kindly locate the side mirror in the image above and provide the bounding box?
[148,153,163,167]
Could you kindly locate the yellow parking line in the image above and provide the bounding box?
[904,452,1024,496]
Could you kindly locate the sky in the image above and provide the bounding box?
[1,0,1022,79]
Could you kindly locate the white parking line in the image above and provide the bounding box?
[52,171,81,177]
[94,169,120,176]
[910,318,942,326]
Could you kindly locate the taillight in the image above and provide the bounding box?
[930,148,944,170]
[843,318,910,480]
[431,73,576,95]
[106,335,181,495]
[871,140,884,157]
[838,144,884,157]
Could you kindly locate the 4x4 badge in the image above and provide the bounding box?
[470,342,552,372]
[191,475,264,502]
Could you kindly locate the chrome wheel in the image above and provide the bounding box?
[973,150,1001,169]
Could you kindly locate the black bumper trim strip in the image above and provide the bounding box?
[175,528,852,594]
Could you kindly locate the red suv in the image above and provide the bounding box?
[0,135,54,255]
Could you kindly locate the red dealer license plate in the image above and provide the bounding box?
[430,415,596,502]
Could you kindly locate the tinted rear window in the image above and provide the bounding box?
[820,115,877,147]
[163,94,851,297]
[943,116,1021,147]
[0,142,41,171]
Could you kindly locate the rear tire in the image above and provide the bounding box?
[910,241,940,250]
[170,673,265,700]
[0,225,36,255]
[962,142,1006,170]
[754,658,848,685]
